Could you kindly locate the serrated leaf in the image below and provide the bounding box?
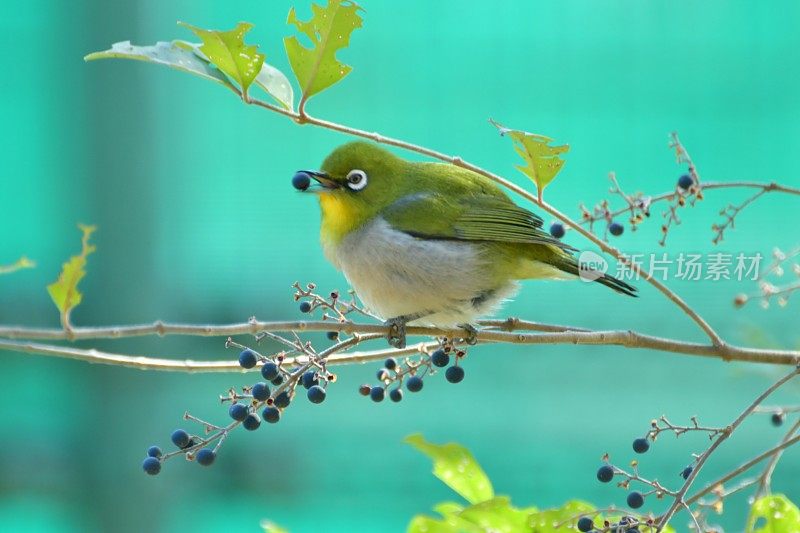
[0,256,35,275]
[529,500,595,532]
[491,119,569,200]
[747,494,800,533]
[405,434,493,505]
[459,497,532,533]
[284,0,363,106]
[85,40,235,89]
[47,224,96,329]
[187,42,293,110]
[179,22,265,100]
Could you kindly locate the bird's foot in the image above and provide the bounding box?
[457,323,479,345]
[384,317,409,349]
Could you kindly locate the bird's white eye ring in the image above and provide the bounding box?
[346,169,368,191]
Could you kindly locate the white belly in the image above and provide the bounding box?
[323,218,518,326]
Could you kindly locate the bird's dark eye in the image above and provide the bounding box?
[346,169,368,191]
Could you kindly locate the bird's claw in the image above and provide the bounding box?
[458,323,479,345]
[385,318,408,349]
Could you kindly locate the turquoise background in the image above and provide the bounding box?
[1,1,799,531]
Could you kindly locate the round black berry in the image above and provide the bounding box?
[577,517,594,533]
[431,349,449,368]
[243,413,261,431]
[228,402,249,422]
[238,349,258,369]
[142,456,161,475]
[376,368,390,381]
[292,171,311,191]
[271,375,284,386]
[626,491,644,509]
[771,413,785,427]
[302,371,319,390]
[299,301,312,313]
[632,438,650,454]
[406,376,424,392]
[609,222,624,236]
[274,391,291,408]
[147,446,162,458]
[359,384,371,396]
[307,385,327,404]
[251,382,270,402]
[384,357,398,370]
[681,465,693,480]
[196,448,216,466]
[171,429,190,449]
[389,388,403,402]
[597,464,614,483]
[326,331,339,341]
[445,366,465,383]
[263,406,281,423]
[678,174,694,190]
[550,222,566,239]
[261,362,280,381]
[370,386,385,402]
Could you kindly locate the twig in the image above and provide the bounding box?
[754,417,800,498]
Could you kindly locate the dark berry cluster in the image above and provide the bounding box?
[358,345,467,403]
[575,514,648,532]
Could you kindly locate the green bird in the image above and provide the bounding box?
[293,141,636,348]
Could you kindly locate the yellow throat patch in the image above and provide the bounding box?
[318,193,361,245]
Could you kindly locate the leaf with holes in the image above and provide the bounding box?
[747,494,800,533]
[284,0,363,106]
[405,434,493,505]
[47,224,96,329]
[491,119,569,200]
[179,22,265,100]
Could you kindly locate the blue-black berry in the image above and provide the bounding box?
[261,362,280,381]
[370,386,385,402]
[632,438,650,454]
[609,222,624,236]
[577,517,594,533]
[142,456,161,475]
[274,391,291,408]
[597,464,614,483]
[263,406,281,423]
[147,446,162,458]
[238,349,258,369]
[171,429,190,449]
[271,376,284,386]
[626,491,644,509]
[445,366,465,383]
[550,222,566,239]
[678,173,694,190]
[292,171,311,191]
[229,402,249,422]
[681,465,693,480]
[302,371,319,389]
[299,301,312,313]
[384,357,398,371]
[326,331,339,341]
[406,376,424,392]
[307,385,327,404]
[196,448,216,466]
[389,388,403,402]
[431,349,449,368]
[376,368,390,381]
[243,413,261,431]
[251,382,270,402]
[772,413,785,427]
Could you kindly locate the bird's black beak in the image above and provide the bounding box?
[292,170,340,192]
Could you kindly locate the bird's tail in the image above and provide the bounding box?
[545,253,638,297]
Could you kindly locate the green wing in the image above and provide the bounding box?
[382,192,573,250]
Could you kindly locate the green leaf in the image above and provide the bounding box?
[284,0,363,105]
[459,497,532,532]
[405,434,493,504]
[490,119,569,199]
[47,224,96,329]
[407,515,460,533]
[260,520,289,533]
[0,256,35,275]
[179,22,265,100]
[529,500,595,532]
[85,40,235,89]
[747,494,800,533]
